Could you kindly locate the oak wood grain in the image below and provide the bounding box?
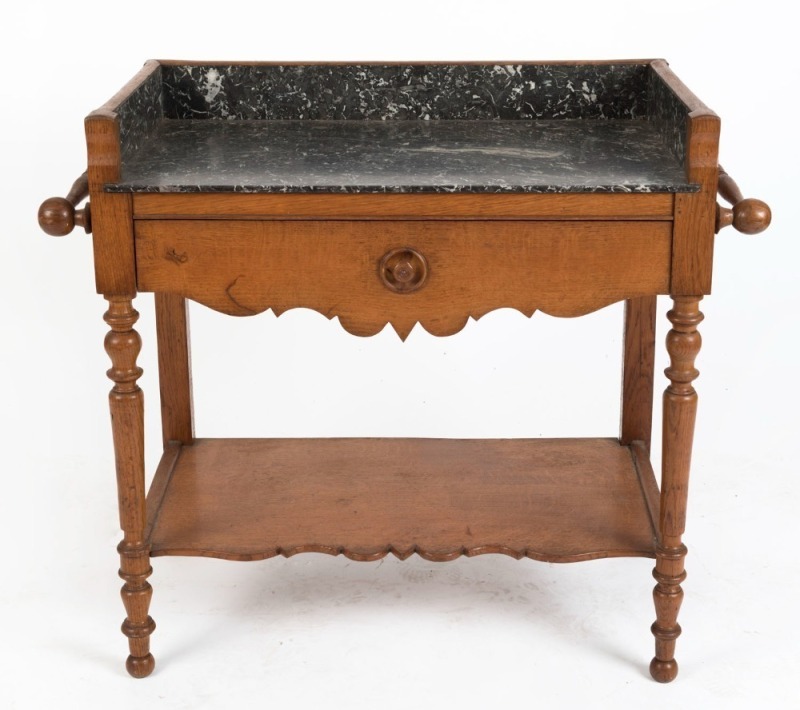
[64,59,758,683]
[85,113,137,295]
[650,296,703,683]
[650,60,720,295]
[620,296,657,449]
[132,192,675,220]
[84,61,162,295]
[715,166,771,235]
[147,438,657,563]
[671,113,720,295]
[37,172,92,236]
[630,440,661,540]
[135,220,672,339]
[104,296,155,678]
[143,442,181,544]
[155,293,194,446]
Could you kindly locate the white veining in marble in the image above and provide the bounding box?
[109,118,695,194]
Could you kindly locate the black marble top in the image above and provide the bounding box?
[105,62,696,193]
[108,118,695,194]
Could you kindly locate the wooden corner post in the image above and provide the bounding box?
[85,60,162,678]
[104,296,154,678]
[649,63,719,682]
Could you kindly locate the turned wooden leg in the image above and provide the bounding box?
[650,296,703,683]
[104,296,155,678]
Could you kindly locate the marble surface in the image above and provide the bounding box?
[108,118,696,193]
[647,65,687,168]
[161,63,650,121]
[118,66,163,164]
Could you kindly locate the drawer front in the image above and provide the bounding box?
[135,220,671,339]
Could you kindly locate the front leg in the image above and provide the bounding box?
[650,296,703,682]
[104,295,155,678]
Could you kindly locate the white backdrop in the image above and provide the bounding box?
[2,2,797,708]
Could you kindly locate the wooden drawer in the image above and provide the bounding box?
[135,220,671,338]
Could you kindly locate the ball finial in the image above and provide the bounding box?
[38,197,75,237]
[732,198,771,235]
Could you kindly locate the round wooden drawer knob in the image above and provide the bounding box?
[379,247,428,293]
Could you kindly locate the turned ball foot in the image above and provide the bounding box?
[649,657,678,683]
[126,653,155,678]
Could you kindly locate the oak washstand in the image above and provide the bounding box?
[37,60,771,681]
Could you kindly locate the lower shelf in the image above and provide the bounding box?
[145,437,660,563]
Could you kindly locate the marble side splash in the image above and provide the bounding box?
[160,63,650,121]
[647,65,687,168]
[116,64,164,165]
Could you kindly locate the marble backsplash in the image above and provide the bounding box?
[160,63,651,121]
